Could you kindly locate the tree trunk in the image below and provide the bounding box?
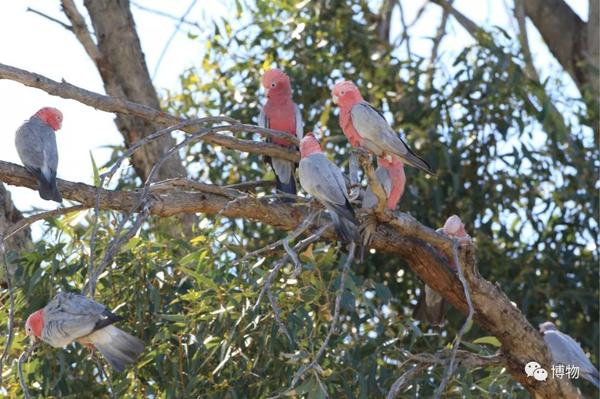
[0,184,30,280]
[62,0,196,235]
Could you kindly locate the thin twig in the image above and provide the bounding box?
[433,240,474,399]
[60,0,102,61]
[386,363,428,398]
[268,289,293,344]
[2,205,89,242]
[397,0,412,58]
[514,0,540,81]
[288,242,356,390]
[26,7,72,31]
[234,210,318,266]
[386,350,503,398]
[92,355,115,399]
[18,342,39,399]
[131,1,203,30]
[152,0,198,79]
[0,243,15,387]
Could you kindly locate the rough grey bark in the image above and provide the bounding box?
[60,0,196,234]
[523,0,596,98]
[82,0,187,183]
[0,184,30,279]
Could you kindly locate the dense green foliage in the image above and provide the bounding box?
[1,1,597,398]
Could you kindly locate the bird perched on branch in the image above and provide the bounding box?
[25,292,145,372]
[540,321,600,388]
[258,68,303,196]
[298,133,360,244]
[15,107,63,202]
[413,215,471,326]
[331,80,433,175]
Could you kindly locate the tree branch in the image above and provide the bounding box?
[0,157,581,397]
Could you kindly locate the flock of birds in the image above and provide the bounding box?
[11,69,598,389]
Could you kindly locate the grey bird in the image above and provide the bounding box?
[298,133,360,243]
[15,107,63,202]
[540,321,599,388]
[26,292,145,372]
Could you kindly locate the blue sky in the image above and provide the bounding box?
[0,0,588,238]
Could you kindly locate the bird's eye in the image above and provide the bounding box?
[341,91,345,95]
[271,83,276,87]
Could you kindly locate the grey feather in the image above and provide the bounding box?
[40,293,144,371]
[543,330,600,387]
[272,158,293,184]
[299,153,359,242]
[294,104,304,140]
[90,325,145,372]
[258,106,299,195]
[299,153,349,207]
[15,117,61,202]
[362,167,392,209]
[41,293,107,348]
[350,103,434,175]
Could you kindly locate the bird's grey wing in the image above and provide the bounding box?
[375,167,392,195]
[299,154,348,206]
[42,294,107,346]
[544,331,597,374]
[15,122,45,170]
[362,167,391,209]
[351,102,407,156]
[294,103,304,140]
[258,107,268,129]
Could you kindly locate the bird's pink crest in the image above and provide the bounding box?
[25,309,44,338]
[262,68,292,98]
[300,132,322,158]
[34,107,63,131]
[539,321,558,333]
[442,215,467,238]
[331,80,363,108]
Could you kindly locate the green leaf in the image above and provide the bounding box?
[472,336,502,348]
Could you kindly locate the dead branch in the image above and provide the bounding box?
[18,342,39,399]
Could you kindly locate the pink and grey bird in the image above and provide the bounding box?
[299,133,360,243]
[258,69,303,195]
[331,81,433,175]
[15,107,63,202]
[413,215,471,325]
[25,292,145,372]
[540,321,599,388]
[362,155,406,210]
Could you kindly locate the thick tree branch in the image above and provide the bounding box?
[0,159,580,398]
[522,0,589,91]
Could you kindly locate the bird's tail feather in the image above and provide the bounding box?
[585,371,600,388]
[90,325,145,372]
[329,209,361,244]
[39,174,62,203]
[275,174,297,198]
[402,151,434,176]
[27,167,62,202]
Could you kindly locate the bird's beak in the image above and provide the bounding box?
[264,88,270,97]
[332,95,339,104]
